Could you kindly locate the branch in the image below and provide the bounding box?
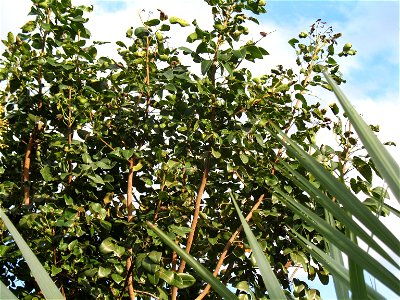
[196,193,265,299]
[171,154,210,299]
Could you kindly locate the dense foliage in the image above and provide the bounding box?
[0,0,390,299]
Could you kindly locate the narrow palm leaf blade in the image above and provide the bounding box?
[0,280,18,300]
[325,211,350,300]
[277,162,398,268]
[146,221,237,299]
[230,193,287,300]
[323,71,400,202]
[348,230,368,299]
[268,124,399,256]
[272,188,399,295]
[291,230,385,300]
[0,209,64,300]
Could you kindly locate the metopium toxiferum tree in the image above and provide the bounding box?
[0,0,387,299]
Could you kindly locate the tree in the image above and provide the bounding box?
[0,0,393,299]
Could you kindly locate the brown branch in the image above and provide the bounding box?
[22,8,52,205]
[126,156,135,299]
[171,154,210,300]
[145,36,152,114]
[67,86,73,185]
[125,256,135,300]
[289,263,302,282]
[196,193,265,299]
[171,240,178,272]
[22,133,35,205]
[271,42,323,176]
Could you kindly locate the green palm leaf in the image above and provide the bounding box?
[0,208,64,300]
[323,71,400,202]
[146,221,238,299]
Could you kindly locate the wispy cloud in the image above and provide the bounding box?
[94,0,127,13]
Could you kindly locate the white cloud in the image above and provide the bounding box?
[0,0,32,46]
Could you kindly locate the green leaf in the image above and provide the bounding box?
[111,273,124,284]
[160,24,170,31]
[40,166,53,182]
[288,38,299,48]
[121,149,134,160]
[255,134,265,147]
[295,93,307,106]
[159,267,174,284]
[87,174,104,184]
[0,209,64,300]
[174,273,196,288]
[246,45,263,59]
[222,62,234,76]
[21,20,35,33]
[51,265,62,276]
[95,159,114,170]
[233,48,247,59]
[144,19,160,26]
[147,222,237,299]
[211,147,221,158]
[230,194,287,300]
[169,225,192,237]
[82,153,92,164]
[186,32,197,43]
[132,162,143,171]
[329,103,340,115]
[134,27,150,38]
[169,16,189,27]
[98,266,111,278]
[148,251,162,264]
[99,237,118,254]
[327,57,337,65]
[201,60,212,75]
[240,153,249,164]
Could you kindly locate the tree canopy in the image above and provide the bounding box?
[0,0,392,299]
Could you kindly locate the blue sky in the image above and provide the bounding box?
[265,1,399,99]
[0,0,399,299]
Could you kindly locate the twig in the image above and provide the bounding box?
[196,193,265,299]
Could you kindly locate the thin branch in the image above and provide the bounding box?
[196,193,265,299]
[126,156,135,299]
[172,154,210,299]
[67,86,73,185]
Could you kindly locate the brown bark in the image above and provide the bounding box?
[126,157,135,299]
[171,155,210,300]
[22,135,34,205]
[67,87,73,185]
[196,193,265,299]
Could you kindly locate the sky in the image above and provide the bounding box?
[0,0,399,299]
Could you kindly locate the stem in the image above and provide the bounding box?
[67,86,73,185]
[172,7,235,299]
[22,133,34,205]
[126,156,135,299]
[271,41,323,175]
[145,36,151,114]
[22,7,51,205]
[171,155,210,299]
[289,263,302,281]
[196,193,265,299]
